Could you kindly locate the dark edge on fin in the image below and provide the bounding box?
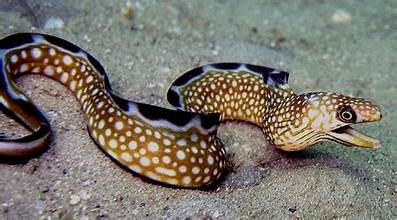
[167,62,290,108]
[200,112,221,129]
[0,33,34,49]
[0,122,50,144]
[172,66,204,87]
[0,122,51,160]
[166,89,181,108]
[211,62,241,70]
[245,63,274,75]
[264,71,289,87]
[274,71,289,85]
[0,59,49,131]
[171,63,288,88]
[137,102,198,126]
[135,100,221,129]
[108,92,130,111]
[42,34,81,53]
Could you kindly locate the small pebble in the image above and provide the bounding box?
[332,10,351,24]
[80,190,91,200]
[127,61,135,70]
[82,180,91,186]
[44,17,65,30]
[288,207,297,213]
[83,35,91,43]
[213,210,221,218]
[26,159,40,175]
[157,82,165,88]
[70,194,81,205]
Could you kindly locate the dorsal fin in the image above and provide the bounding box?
[262,70,290,89]
[167,63,293,110]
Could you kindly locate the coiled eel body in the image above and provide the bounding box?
[0,33,225,188]
[0,33,382,188]
[168,63,382,151]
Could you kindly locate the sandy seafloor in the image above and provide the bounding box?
[0,0,396,219]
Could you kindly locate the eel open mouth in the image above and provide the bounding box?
[328,125,380,148]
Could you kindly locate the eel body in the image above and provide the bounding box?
[168,63,382,151]
[0,33,225,188]
[0,33,382,188]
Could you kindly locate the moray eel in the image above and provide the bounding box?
[0,33,382,188]
[0,33,226,188]
[168,63,382,151]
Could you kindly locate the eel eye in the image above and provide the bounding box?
[338,106,356,123]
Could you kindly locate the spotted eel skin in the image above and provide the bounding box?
[0,33,226,188]
[168,63,382,151]
[0,33,382,188]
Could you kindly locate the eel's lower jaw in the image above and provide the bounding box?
[328,126,380,148]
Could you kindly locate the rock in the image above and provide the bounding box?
[70,194,81,205]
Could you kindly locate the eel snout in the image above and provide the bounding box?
[328,125,380,148]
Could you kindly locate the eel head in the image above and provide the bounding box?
[263,92,382,151]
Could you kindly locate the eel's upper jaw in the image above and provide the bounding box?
[327,125,380,148]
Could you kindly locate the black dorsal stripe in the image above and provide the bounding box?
[1,122,50,143]
[171,63,288,88]
[86,52,108,77]
[172,66,203,87]
[167,89,181,108]
[264,71,289,87]
[0,102,31,131]
[211,62,241,70]
[43,34,81,53]
[200,113,221,129]
[246,64,274,83]
[0,95,50,132]
[0,60,8,89]
[109,92,130,111]
[245,63,274,75]
[137,101,220,129]
[271,71,289,85]
[0,33,34,49]
[137,102,196,126]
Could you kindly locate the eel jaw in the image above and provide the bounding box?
[327,125,380,148]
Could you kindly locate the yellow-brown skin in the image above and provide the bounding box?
[0,34,382,189]
[262,92,381,151]
[173,69,382,151]
[0,35,226,188]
